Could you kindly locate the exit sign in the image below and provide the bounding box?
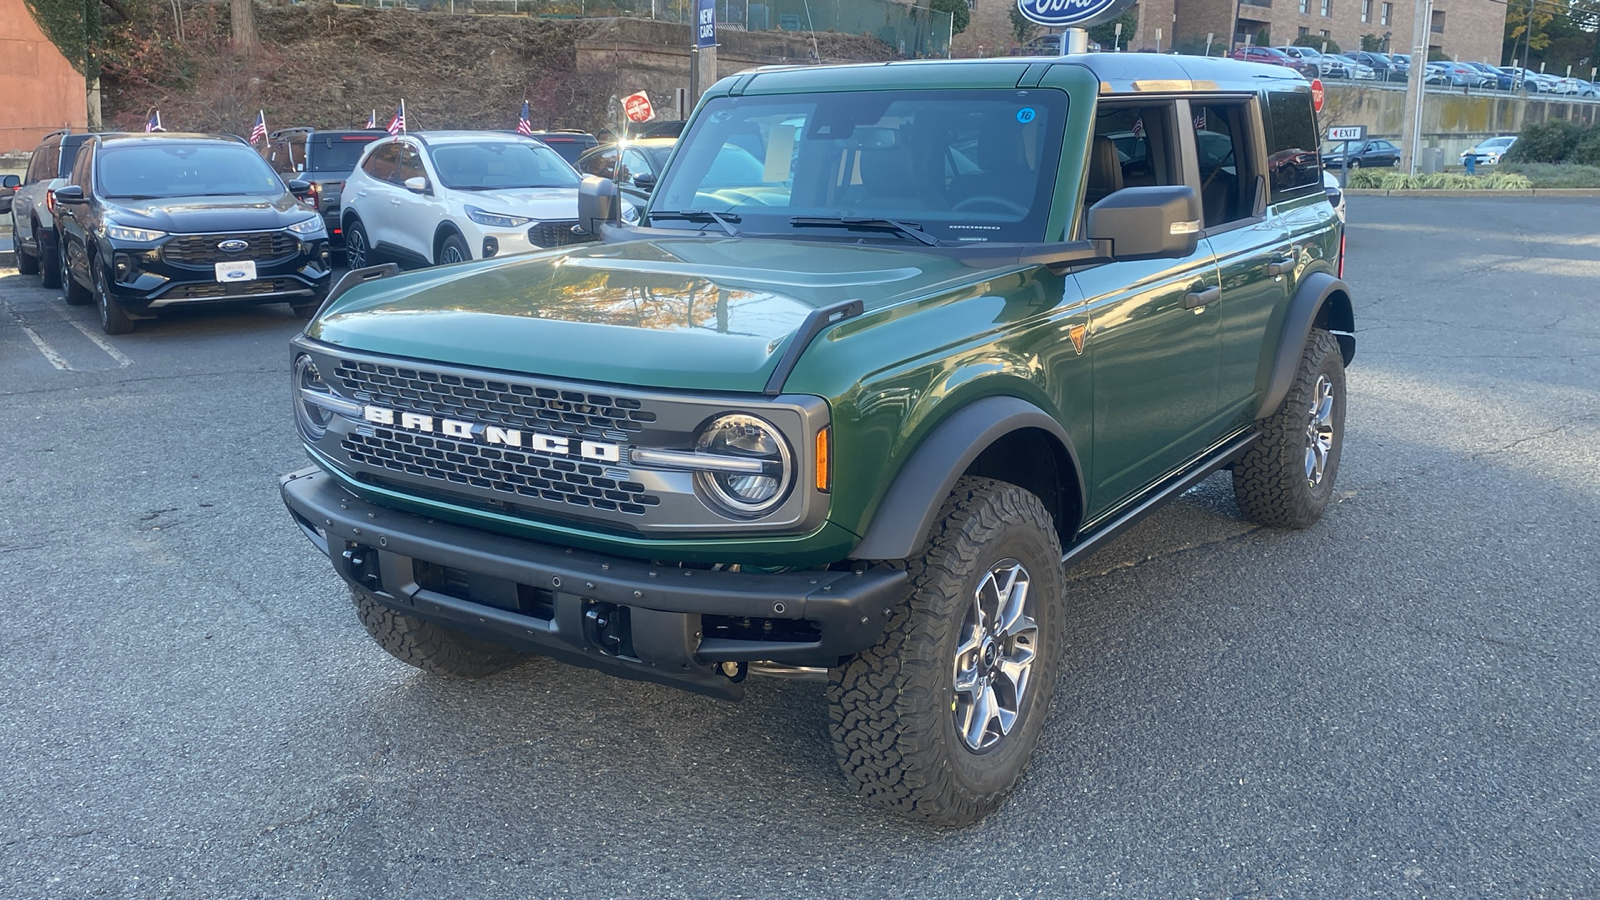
[1327,125,1368,141]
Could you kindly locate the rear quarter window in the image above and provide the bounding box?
[1265,90,1323,203]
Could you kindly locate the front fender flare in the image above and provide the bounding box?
[1254,271,1355,421]
[850,395,1083,561]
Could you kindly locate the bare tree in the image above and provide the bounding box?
[232,0,257,55]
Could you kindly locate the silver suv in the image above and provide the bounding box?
[9,131,109,288]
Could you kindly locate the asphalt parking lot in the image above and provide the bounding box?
[2,197,1597,898]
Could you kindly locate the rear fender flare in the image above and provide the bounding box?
[1254,271,1355,421]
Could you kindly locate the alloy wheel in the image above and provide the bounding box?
[347,230,366,268]
[952,559,1038,753]
[1304,373,1336,489]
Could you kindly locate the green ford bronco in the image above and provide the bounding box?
[281,54,1352,825]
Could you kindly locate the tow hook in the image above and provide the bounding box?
[341,545,380,591]
[584,601,632,657]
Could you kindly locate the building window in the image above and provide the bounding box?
[1381,1,1392,24]
[1320,29,1330,37]
[1320,0,1331,16]
[1298,25,1309,35]
[1299,0,1308,12]
[1431,10,1445,32]
[1361,0,1371,21]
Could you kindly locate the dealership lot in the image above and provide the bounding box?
[1,197,1596,897]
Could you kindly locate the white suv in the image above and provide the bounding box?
[340,131,591,268]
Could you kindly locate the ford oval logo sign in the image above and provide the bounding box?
[1016,0,1134,29]
[218,239,249,252]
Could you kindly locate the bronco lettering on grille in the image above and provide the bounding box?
[362,404,622,462]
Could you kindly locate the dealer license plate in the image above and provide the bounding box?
[215,260,257,283]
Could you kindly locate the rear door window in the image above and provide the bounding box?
[1265,90,1322,203]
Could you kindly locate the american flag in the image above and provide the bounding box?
[1194,111,1207,131]
[250,110,267,145]
[366,109,377,129]
[516,100,532,136]
[145,109,164,132]
[386,101,406,135]
[1130,116,1144,139]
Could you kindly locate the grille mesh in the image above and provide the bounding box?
[163,232,300,266]
[344,428,661,515]
[528,220,589,248]
[335,360,656,440]
[163,279,298,299]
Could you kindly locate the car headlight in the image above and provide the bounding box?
[287,216,326,236]
[693,414,793,517]
[465,205,532,228]
[621,202,640,225]
[293,355,360,442]
[105,223,168,242]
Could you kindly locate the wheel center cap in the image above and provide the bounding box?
[981,638,998,668]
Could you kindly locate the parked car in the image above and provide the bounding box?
[576,137,678,203]
[54,132,332,334]
[1013,33,1101,54]
[1385,53,1412,78]
[340,131,597,270]
[1275,45,1348,78]
[1351,51,1402,81]
[1462,61,1513,90]
[1322,138,1401,169]
[1,174,18,214]
[1328,54,1377,81]
[8,130,108,288]
[1461,135,1517,166]
[1231,46,1314,77]
[260,127,386,251]
[1427,61,1494,88]
[526,130,598,165]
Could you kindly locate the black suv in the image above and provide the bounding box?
[262,127,385,250]
[525,130,598,165]
[55,133,333,334]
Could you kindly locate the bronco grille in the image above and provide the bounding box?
[343,428,661,516]
[163,231,300,266]
[528,220,589,248]
[334,360,656,440]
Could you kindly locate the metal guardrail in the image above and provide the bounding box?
[338,0,953,58]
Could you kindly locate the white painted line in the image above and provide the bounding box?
[53,307,134,367]
[1,298,73,371]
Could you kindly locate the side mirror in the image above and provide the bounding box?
[1085,185,1201,261]
[403,176,429,194]
[577,175,619,235]
[287,178,313,199]
[2,174,19,189]
[53,184,86,204]
[631,172,657,191]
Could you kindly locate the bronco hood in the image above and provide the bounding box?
[309,237,982,392]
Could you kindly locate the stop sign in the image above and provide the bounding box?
[1311,78,1325,113]
[623,92,655,123]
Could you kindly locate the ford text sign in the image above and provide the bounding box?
[1016,0,1135,29]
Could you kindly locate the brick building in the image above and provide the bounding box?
[0,0,88,154]
[955,0,1506,67]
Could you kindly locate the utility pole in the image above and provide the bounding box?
[1399,0,1432,173]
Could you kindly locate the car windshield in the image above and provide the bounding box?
[97,142,284,199]
[307,134,382,172]
[427,141,580,190]
[650,89,1067,244]
[642,145,674,173]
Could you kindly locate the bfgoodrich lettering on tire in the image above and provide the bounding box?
[826,476,1065,826]
[1232,328,1346,528]
[351,589,530,678]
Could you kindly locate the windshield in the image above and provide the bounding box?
[650,89,1067,244]
[427,141,580,190]
[307,134,382,172]
[97,143,284,199]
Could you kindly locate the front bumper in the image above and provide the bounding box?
[107,239,332,312]
[281,466,907,700]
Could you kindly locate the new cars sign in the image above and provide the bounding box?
[1016,0,1136,28]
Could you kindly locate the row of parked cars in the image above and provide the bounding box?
[5,123,670,334]
[1235,46,1599,95]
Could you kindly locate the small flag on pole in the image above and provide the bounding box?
[145,109,164,132]
[386,101,406,135]
[366,109,377,129]
[516,99,533,136]
[250,110,268,145]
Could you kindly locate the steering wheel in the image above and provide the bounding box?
[952,194,1030,216]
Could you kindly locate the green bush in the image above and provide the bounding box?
[1501,162,1600,188]
[1571,127,1600,168]
[1346,169,1532,190]
[1506,120,1587,164]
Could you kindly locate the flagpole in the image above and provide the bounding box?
[401,99,407,134]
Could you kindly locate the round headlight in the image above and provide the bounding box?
[694,414,793,517]
[294,354,333,442]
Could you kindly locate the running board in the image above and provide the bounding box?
[1062,430,1258,566]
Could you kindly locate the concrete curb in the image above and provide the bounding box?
[1346,188,1600,198]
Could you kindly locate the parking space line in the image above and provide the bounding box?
[50,307,134,367]
[1,299,73,371]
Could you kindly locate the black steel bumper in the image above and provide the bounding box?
[280,467,907,700]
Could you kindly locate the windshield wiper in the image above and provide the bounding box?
[789,216,939,246]
[651,209,741,237]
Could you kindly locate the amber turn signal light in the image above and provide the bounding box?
[815,426,832,492]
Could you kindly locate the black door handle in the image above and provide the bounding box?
[1266,256,1296,276]
[1183,286,1221,309]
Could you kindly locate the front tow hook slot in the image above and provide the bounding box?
[341,544,380,591]
[584,601,634,658]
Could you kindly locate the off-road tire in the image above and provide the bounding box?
[15,225,39,275]
[827,476,1065,827]
[1232,328,1345,528]
[94,255,134,335]
[61,244,92,306]
[39,226,62,289]
[351,588,529,678]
